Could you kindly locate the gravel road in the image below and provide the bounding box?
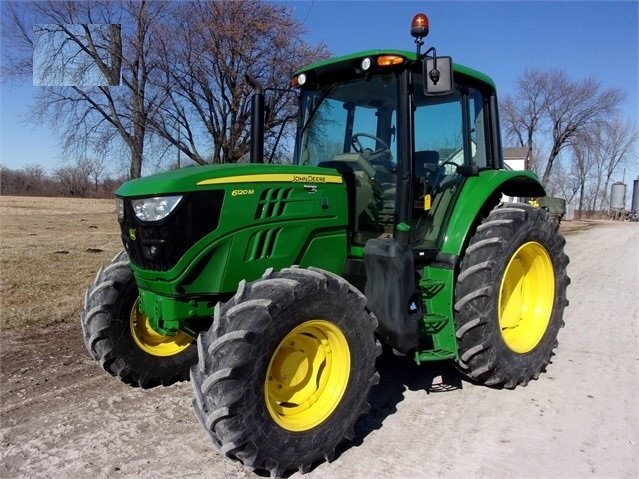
[1,221,637,479]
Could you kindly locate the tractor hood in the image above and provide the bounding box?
[114,161,349,286]
[115,163,343,198]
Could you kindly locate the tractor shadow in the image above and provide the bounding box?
[337,348,465,457]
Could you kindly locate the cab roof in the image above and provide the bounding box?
[294,49,496,91]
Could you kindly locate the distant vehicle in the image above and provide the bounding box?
[538,196,567,224]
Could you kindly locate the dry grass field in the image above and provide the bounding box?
[0,196,123,331]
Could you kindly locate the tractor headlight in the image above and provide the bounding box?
[131,195,183,222]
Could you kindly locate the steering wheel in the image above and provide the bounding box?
[440,160,459,170]
[431,160,459,186]
[351,133,391,165]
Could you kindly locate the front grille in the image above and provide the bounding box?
[119,190,224,271]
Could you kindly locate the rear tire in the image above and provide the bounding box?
[191,267,380,477]
[454,204,570,388]
[81,252,197,388]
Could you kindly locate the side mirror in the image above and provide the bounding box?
[423,56,453,95]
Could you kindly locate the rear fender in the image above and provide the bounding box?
[440,169,545,260]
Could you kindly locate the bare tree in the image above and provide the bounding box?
[0,166,28,195]
[0,164,59,196]
[3,1,329,175]
[0,163,125,197]
[561,118,637,215]
[567,131,596,212]
[53,159,92,197]
[2,0,169,178]
[587,119,638,212]
[22,164,47,192]
[543,72,626,185]
[32,23,121,86]
[501,69,626,185]
[599,120,638,206]
[501,69,551,174]
[150,0,330,165]
[77,156,108,192]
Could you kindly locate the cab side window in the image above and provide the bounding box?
[469,87,490,169]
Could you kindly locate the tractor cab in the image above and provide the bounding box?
[292,47,502,259]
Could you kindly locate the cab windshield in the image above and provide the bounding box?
[295,74,399,173]
[295,74,399,243]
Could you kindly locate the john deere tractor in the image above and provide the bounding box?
[82,13,569,477]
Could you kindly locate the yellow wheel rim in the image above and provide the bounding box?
[499,241,555,353]
[265,320,350,432]
[129,299,192,357]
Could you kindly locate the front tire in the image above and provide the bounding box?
[454,204,570,388]
[81,252,197,388]
[191,267,380,477]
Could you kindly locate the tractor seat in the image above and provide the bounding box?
[414,150,440,179]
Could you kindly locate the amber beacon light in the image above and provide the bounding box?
[411,13,430,39]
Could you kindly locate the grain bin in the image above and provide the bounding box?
[631,178,639,213]
[610,182,626,210]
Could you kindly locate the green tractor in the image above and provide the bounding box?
[82,13,569,477]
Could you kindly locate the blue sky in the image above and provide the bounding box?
[1,0,638,180]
